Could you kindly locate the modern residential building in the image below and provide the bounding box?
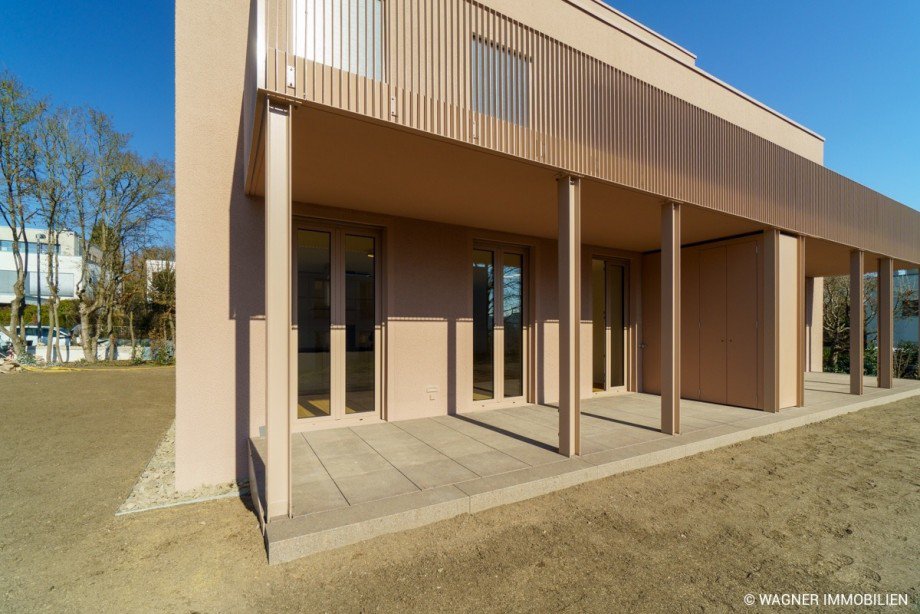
[145,259,176,293]
[175,0,920,556]
[0,228,90,306]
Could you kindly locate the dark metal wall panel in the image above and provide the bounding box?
[263,0,920,263]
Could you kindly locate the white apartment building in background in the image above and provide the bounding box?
[0,227,94,306]
[145,258,175,294]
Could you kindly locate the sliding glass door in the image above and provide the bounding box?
[473,243,528,405]
[295,222,380,423]
[472,249,495,400]
[502,252,525,398]
[591,258,628,393]
[296,229,333,417]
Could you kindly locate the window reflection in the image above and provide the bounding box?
[297,230,332,418]
[503,253,524,397]
[345,235,375,414]
[473,249,494,400]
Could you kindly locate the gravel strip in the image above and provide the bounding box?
[117,421,245,515]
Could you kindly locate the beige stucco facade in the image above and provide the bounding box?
[175,0,918,500]
[175,0,261,487]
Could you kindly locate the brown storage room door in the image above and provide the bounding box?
[680,250,701,400]
[698,246,728,404]
[726,241,760,409]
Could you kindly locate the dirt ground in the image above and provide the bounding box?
[1,367,918,613]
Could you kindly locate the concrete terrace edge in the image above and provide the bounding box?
[260,387,920,564]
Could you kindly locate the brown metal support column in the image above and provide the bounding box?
[557,175,581,456]
[878,257,894,389]
[660,202,680,434]
[796,236,806,406]
[762,229,780,412]
[849,250,865,395]
[264,102,292,519]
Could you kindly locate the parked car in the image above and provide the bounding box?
[23,326,71,346]
[1,327,68,349]
[0,326,72,347]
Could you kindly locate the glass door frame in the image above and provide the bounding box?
[291,217,384,431]
[471,241,532,409]
[592,256,630,396]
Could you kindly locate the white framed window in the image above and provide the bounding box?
[16,272,77,298]
[294,0,385,81]
[57,273,76,297]
[0,270,15,293]
[0,240,59,254]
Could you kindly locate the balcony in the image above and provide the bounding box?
[244,0,919,265]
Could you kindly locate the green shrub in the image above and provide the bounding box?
[130,345,146,366]
[864,341,878,377]
[149,329,174,365]
[824,340,918,380]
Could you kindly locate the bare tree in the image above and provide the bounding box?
[2,74,175,365]
[32,108,77,362]
[0,73,43,356]
[823,276,851,373]
[75,111,172,362]
[893,341,919,379]
[823,272,917,375]
[119,251,148,361]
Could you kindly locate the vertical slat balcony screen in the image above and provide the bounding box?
[264,0,920,264]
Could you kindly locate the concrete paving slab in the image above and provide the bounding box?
[429,415,563,466]
[291,477,349,516]
[319,449,391,480]
[303,428,371,460]
[493,442,569,467]
[394,419,530,475]
[449,448,531,476]
[333,467,420,504]
[396,458,479,489]
[251,374,920,564]
[290,437,335,485]
[352,423,454,465]
[395,418,495,456]
[458,410,558,448]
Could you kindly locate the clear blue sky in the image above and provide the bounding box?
[0,0,917,223]
[0,1,175,244]
[0,1,174,165]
